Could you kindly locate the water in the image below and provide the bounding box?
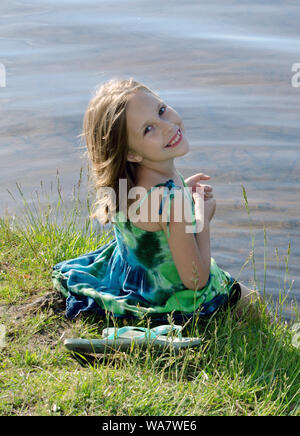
[1,0,299,318]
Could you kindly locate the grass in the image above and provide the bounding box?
[0,171,299,416]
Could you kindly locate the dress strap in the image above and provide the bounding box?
[134,173,197,238]
[158,179,182,238]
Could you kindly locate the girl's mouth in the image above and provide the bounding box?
[165,128,182,148]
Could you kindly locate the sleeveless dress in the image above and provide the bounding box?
[52,173,240,321]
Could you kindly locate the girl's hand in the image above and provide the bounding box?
[202,184,213,201]
[185,173,213,201]
[185,172,210,190]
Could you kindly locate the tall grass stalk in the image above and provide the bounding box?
[242,186,259,290]
[263,226,267,301]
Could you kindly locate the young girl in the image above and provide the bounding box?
[52,78,258,322]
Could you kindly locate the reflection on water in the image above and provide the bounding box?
[0,0,299,318]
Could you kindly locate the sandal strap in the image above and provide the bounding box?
[103,324,182,340]
[150,324,182,339]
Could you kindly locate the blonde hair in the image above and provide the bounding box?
[83,78,155,224]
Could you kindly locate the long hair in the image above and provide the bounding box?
[83,78,154,224]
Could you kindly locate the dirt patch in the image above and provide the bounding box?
[0,291,65,320]
[16,291,66,315]
[0,291,69,349]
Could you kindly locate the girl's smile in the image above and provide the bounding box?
[165,128,183,148]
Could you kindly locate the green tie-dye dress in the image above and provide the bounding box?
[52,174,239,321]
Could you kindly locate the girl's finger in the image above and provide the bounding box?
[187,173,211,186]
[194,174,211,183]
[196,173,210,179]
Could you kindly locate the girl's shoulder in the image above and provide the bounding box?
[126,174,187,232]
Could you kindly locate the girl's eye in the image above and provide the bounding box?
[144,125,152,135]
[159,106,166,116]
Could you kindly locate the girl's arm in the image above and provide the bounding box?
[159,191,212,291]
[189,172,215,271]
[192,195,216,279]
[193,219,211,286]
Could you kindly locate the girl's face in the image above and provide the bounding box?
[126,90,189,164]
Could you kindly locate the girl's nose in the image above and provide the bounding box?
[161,119,174,135]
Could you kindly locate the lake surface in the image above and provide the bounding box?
[1,0,299,318]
